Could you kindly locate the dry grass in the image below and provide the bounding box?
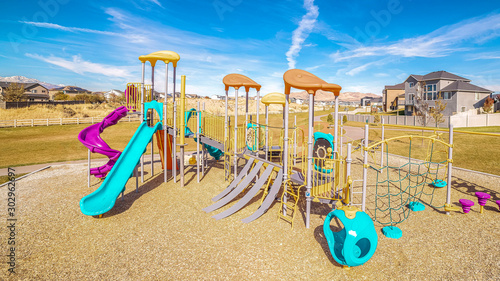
[0,103,123,120]
[0,155,498,280]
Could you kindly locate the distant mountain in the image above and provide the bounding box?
[0,75,63,89]
[290,90,380,102]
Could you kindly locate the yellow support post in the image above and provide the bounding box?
[179,75,186,187]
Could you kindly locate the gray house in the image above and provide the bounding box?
[0,82,50,101]
[403,71,493,116]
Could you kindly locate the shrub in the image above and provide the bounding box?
[482,97,494,113]
[61,106,76,117]
[326,113,334,124]
[342,115,348,124]
[53,92,70,100]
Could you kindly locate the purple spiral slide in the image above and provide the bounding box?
[78,106,128,178]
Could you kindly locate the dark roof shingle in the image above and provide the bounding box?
[440,80,492,93]
[385,82,405,90]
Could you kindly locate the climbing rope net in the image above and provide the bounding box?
[365,133,452,227]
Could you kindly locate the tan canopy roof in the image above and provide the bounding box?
[139,50,180,67]
[283,69,341,96]
[223,74,261,92]
[261,92,286,106]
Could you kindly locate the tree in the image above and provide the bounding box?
[342,115,348,124]
[482,96,494,113]
[53,91,70,100]
[2,83,25,102]
[413,81,431,127]
[326,113,334,124]
[109,94,126,104]
[429,100,447,127]
[373,114,381,124]
[72,93,105,103]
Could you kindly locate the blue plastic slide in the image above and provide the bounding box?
[80,100,163,216]
[185,108,223,160]
[80,121,162,216]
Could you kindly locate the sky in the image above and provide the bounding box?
[1,0,500,96]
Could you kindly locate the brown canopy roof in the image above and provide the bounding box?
[223,74,261,92]
[283,69,341,96]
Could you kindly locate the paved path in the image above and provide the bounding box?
[314,114,365,142]
[0,154,162,177]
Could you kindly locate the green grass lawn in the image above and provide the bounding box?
[0,173,27,185]
[2,110,499,176]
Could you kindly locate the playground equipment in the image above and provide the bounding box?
[80,101,164,216]
[283,69,343,229]
[459,199,474,213]
[126,83,152,112]
[475,192,491,214]
[78,106,128,182]
[203,75,290,222]
[323,206,378,268]
[361,122,456,238]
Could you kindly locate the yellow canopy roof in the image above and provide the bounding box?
[283,69,341,96]
[139,50,180,67]
[261,92,285,106]
[223,73,261,92]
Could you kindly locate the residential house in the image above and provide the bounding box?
[382,82,405,112]
[49,85,91,99]
[360,96,382,107]
[104,89,124,99]
[0,82,49,101]
[210,95,224,100]
[402,71,493,116]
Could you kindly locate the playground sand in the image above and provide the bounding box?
[0,159,499,280]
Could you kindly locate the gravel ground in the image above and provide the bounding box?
[0,157,499,280]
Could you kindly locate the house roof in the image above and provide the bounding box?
[0,82,47,91]
[52,85,90,92]
[421,70,470,82]
[440,80,492,93]
[384,82,405,90]
[404,71,471,84]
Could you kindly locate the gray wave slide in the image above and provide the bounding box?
[212,164,274,220]
[241,168,283,223]
[203,161,264,213]
[211,158,256,202]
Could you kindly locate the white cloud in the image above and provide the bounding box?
[26,53,132,78]
[148,0,163,8]
[20,21,148,42]
[467,51,500,60]
[332,13,500,62]
[285,0,319,69]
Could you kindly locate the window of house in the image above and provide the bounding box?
[31,89,37,93]
[423,84,437,100]
[409,82,414,87]
[475,92,479,100]
[443,92,452,100]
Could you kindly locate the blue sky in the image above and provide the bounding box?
[1,0,499,96]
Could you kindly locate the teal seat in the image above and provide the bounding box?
[323,207,378,267]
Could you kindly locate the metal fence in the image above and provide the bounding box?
[341,113,500,128]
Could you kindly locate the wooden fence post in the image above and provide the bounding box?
[60,118,62,125]
[77,117,79,125]
[92,117,94,124]
[47,119,49,126]
[14,120,17,128]
[31,119,34,127]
